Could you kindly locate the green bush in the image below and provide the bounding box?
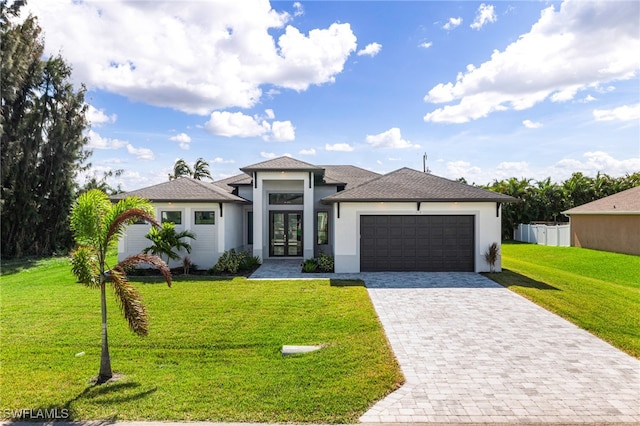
[317,252,334,272]
[301,258,318,273]
[210,249,260,274]
[301,253,334,273]
[240,254,261,271]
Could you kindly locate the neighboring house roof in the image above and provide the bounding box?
[322,167,518,203]
[111,177,247,203]
[322,165,381,188]
[563,186,640,215]
[240,156,324,174]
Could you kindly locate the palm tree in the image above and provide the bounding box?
[168,159,192,180]
[69,190,171,384]
[192,157,212,181]
[143,222,196,265]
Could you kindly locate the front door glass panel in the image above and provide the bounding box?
[270,211,302,257]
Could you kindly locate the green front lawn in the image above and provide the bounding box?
[486,243,640,358]
[0,257,403,423]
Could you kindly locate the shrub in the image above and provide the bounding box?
[301,252,334,273]
[484,242,500,273]
[301,258,319,273]
[317,252,334,272]
[182,256,196,275]
[210,249,260,275]
[240,254,261,271]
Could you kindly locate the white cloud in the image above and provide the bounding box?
[267,120,296,141]
[264,109,275,119]
[365,127,420,149]
[205,111,268,138]
[443,17,462,30]
[205,110,295,141]
[419,41,433,49]
[496,161,531,178]
[580,94,597,103]
[593,103,640,121]
[357,42,382,57]
[86,105,116,126]
[299,148,316,155]
[86,130,127,150]
[26,2,356,115]
[169,132,192,150]
[126,144,154,160]
[549,151,640,179]
[293,2,303,17]
[424,1,640,123]
[210,157,235,164]
[325,143,354,152]
[470,4,497,30]
[523,119,543,129]
[260,151,292,159]
[446,160,481,178]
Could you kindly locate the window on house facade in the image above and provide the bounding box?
[247,211,253,245]
[161,211,182,225]
[268,193,303,205]
[317,211,328,245]
[195,211,215,224]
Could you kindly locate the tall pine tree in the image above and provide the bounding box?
[1,3,90,258]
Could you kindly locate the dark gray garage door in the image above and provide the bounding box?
[360,215,475,272]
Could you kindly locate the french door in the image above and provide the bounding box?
[269,211,303,257]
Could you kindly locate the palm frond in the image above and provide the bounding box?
[105,208,159,248]
[103,196,156,248]
[116,253,172,287]
[70,246,100,287]
[70,189,111,247]
[108,269,149,336]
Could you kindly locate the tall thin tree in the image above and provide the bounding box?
[70,190,171,384]
[1,8,90,257]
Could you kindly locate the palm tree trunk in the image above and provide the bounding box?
[97,279,113,383]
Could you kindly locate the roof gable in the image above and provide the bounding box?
[240,156,323,174]
[323,167,517,203]
[564,186,640,214]
[111,177,246,203]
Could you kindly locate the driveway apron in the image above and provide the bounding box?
[359,272,640,423]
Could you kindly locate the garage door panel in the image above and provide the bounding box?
[360,215,474,272]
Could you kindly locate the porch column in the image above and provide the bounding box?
[253,174,263,261]
[303,173,314,259]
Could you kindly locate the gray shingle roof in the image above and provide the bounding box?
[321,165,380,189]
[563,186,640,214]
[322,167,517,203]
[212,174,252,193]
[111,177,247,203]
[240,156,323,173]
[217,164,380,191]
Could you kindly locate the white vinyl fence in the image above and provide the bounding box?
[514,223,570,247]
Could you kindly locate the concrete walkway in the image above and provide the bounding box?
[250,261,640,423]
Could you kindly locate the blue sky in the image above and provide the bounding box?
[26,0,639,190]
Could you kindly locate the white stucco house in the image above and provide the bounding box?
[112,156,515,273]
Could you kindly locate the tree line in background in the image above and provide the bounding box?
[1,3,91,258]
[482,172,640,239]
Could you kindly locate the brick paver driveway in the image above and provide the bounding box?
[359,272,640,423]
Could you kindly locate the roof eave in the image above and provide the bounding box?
[322,197,517,203]
[563,210,640,215]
